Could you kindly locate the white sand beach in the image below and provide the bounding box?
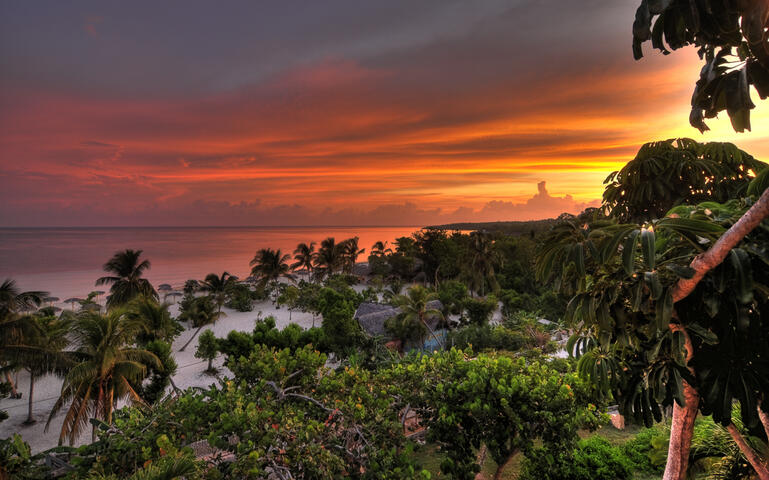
[0,298,320,453]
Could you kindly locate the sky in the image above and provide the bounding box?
[1,0,768,227]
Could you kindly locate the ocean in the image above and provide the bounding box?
[0,226,420,301]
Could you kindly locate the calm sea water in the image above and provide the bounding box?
[0,226,419,301]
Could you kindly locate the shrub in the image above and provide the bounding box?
[462,295,496,326]
[195,329,219,373]
[520,436,635,480]
[448,324,527,352]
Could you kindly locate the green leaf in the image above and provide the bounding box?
[623,230,641,275]
[645,271,663,300]
[654,288,673,331]
[641,228,656,270]
[686,323,719,345]
[728,248,753,304]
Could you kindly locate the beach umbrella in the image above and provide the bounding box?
[64,298,83,310]
[158,284,173,292]
[43,296,60,304]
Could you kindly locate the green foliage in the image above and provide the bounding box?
[0,434,33,479]
[134,340,177,405]
[387,349,604,479]
[127,296,182,345]
[461,296,496,326]
[318,287,362,355]
[216,317,327,361]
[603,138,765,222]
[68,345,427,479]
[448,324,527,352]
[195,330,219,373]
[520,436,635,480]
[224,283,255,312]
[631,0,769,132]
[178,295,220,328]
[437,280,468,317]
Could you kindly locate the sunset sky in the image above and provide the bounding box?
[1,0,768,227]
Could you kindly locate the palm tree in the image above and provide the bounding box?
[341,237,365,274]
[314,237,343,278]
[45,309,160,444]
[126,296,180,345]
[250,249,294,287]
[96,250,157,308]
[20,313,72,424]
[370,241,392,257]
[0,279,48,398]
[0,279,47,315]
[199,272,237,317]
[465,231,501,297]
[178,296,222,352]
[391,285,444,349]
[291,242,316,280]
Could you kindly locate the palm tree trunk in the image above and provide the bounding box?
[180,326,204,352]
[25,372,35,424]
[5,372,17,398]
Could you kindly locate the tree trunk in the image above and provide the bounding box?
[664,322,699,480]
[474,444,488,480]
[179,325,203,351]
[5,372,17,398]
[759,401,769,443]
[24,372,35,424]
[727,423,769,479]
[493,452,517,480]
[207,358,213,372]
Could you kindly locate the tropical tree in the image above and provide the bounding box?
[18,313,72,424]
[537,141,769,480]
[126,296,181,345]
[313,237,343,278]
[464,231,501,296]
[391,285,444,349]
[249,249,294,288]
[178,296,222,352]
[370,240,392,257]
[631,0,769,132]
[96,250,157,308]
[195,330,218,374]
[0,279,47,316]
[0,279,47,399]
[198,271,237,317]
[291,242,316,280]
[340,236,365,274]
[46,309,160,444]
[603,138,765,222]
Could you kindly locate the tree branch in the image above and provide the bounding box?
[672,188,769,303]
[726,423,769,480]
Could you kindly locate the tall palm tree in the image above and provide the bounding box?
[0,279,48,397]
[96,250,157,309]
[341,237,365,274]
[199,272,237,317]
[178,296,222,352]
[20,313,72,424]
[126,296,180,345]
[466,231,501,297]
[314,237,343,278]
[291,242,316,280]
[45,309,160,444]
[392,285,444,349]
[250,249,294,287]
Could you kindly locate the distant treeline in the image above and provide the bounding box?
[427,218,558,235]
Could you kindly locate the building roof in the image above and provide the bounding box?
[354,300,443,337]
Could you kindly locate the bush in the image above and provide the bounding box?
[318,287,362,355]
[216,316,328,360]
[520,436,635,480]
[225,284,254,312]
[462,295,497,326]
[437,280,469,316]
[195,329,219,373]
[448,324,527,352]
